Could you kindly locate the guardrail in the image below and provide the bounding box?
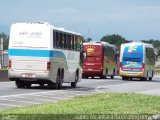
[155,69,160,75]
[0,70,9,81]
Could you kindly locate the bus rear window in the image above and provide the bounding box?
[123,57,141,62]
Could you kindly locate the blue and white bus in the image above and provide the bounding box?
[119,42,155,81]
[8,22,83,89]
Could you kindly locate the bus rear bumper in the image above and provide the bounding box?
[8,70,53,82]
[82,70,103,77]
[119,70,144,77]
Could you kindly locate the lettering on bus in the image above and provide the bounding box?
[28,32,42,38]
[128,45,140,54]
[86,46,95,55]
[18,31,42,38]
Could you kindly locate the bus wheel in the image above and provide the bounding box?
[122,77,125,80]
[111,75,114,79]
[149,77,152,81]
[15,80,25,88]
[25,83,31,88]
[100,75,105,79]
[71,73,78,88]
[39,83,44,87]
[54,74,62,89]
[83,76,88,79]
[111,69,115,79]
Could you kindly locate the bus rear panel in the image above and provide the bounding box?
[82,43,103,78]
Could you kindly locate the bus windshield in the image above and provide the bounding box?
[122,45,143,69]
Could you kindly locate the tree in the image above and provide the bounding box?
[100,34,131,47]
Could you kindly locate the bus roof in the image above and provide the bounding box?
[83,41,116,48]
[121,42,154,48]
[83,42,102,46]
[11,22,81,36]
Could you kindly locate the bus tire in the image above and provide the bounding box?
[149,77,152,81]
[56,78,62,89]
[15,80,25,88]
[101,69,108,79]
[111,75,114,79]
[39,83,44,87]
[83,76,88,79]
[71,72,79,88]
[111,69,115,79]
[71,82,76,88]
[122,76,125,80]
[54,80,62,89]
[25,83,31,88]
[54,70,62,89]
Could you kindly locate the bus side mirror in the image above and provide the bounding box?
[83,52,87,60]
[80,50,86,61]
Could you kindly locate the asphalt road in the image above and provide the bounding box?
[0,76,160,110]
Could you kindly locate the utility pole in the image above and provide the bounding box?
[0,38,3,68]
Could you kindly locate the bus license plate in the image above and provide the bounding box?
[87,68,93,70]
[22,73,35,78]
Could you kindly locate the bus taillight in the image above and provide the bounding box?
[8,60,12,69]
[119,62,122,70]
[47,62,51,71]
[141,63,145,71]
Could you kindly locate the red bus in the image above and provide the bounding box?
[82,42,119,79]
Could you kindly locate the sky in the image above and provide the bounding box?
[1,0,160,41]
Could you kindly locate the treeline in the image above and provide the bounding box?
[100,34,160,56]
[1,32,160,55]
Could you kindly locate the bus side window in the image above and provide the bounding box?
[77,36,82,51]
[72,35,75,50]
[64,33,67,49]
[61,33,64,49]
[55,31,59,48]
[71,35,73,50]
[53,31,56,48]
[146,48,155,64]
[59,32,63,48]
[75,36,78,50]
[80,37,83,50]
[67,34,71,50]
[116,50,119,64]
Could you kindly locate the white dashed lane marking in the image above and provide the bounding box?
[0,89,95,110]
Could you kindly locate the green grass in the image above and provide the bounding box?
[0,68,7,70]
[0,93,160,119]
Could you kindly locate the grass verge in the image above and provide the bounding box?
[0,92,160,119]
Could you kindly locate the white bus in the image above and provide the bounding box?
[8,22,83,89]
[119,42,155,81]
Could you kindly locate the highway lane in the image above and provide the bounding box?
[0,76,160,110]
